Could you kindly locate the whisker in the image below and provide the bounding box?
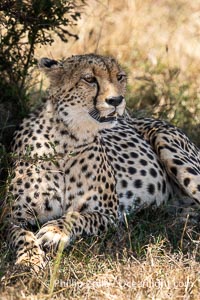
[89,108,100,121]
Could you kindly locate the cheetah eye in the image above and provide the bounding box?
[82,75,97,84]
[117,73,126,82]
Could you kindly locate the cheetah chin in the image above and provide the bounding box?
[89,108,120,123]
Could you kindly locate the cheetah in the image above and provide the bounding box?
[6,53,200,270]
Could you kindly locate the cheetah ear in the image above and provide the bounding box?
[38,57,63,83]
[38,57,64,69]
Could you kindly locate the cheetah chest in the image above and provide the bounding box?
[63,142,116,214]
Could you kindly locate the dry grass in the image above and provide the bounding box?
[1,206,200,299]
[1,0,200,299]
[35,0,200,143]
[36,0,200,73]
[2,254,200,300]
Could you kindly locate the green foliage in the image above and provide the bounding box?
[0,0,84,116]
[0,0,85,203]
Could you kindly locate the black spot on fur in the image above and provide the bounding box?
[170,167,177,176]
[186,167,198,176]
[134,179,142,188]
[148,183,155,195]
[183,178,190,187]
[149,168,157,178]
[128,167,137,175]
[121,180,127,188]
[173,158,184,165]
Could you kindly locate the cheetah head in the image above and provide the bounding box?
[39,54,127,133]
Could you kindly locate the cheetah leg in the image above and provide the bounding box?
[36,211,115,253]
[130,118,200,203]
[9,224,46,271]
[152,133,200,203]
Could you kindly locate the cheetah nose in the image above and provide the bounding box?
[105,96,123,107]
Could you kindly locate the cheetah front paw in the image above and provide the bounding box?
[36,223,70,254]
[15,247,47,272]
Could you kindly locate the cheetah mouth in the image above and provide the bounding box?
[99,110,118,123]
[99,115,117,123]
[89,108,118,123]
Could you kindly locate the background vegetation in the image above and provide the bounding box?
[0,0,200,299]
[0,0,84,147]
[36,0,200,145]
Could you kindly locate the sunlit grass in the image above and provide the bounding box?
[35,0,200,144]
[1,206,200,299]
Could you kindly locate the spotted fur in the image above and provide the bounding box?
[5,54,200,270]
